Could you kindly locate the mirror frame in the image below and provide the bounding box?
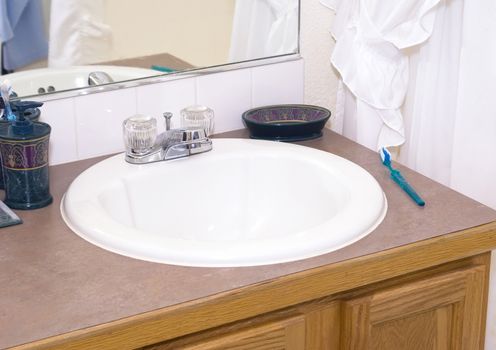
[31,54,300,102]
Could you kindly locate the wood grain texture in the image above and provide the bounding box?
[368,267,470,324]
[371,308,441,350]
[304,302,341,350]
[144,298,343,350]
[145,315,305,350]
[11,223,496,350]
[341,263,488,350]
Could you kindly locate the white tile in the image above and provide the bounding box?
[45,60,305,164]
[251,59,304,107]
[74,88,137,159]
[38,98,78,165]
[196,69,252,133]
[136,78,196,132]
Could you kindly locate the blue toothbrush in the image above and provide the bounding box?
[380,147,425,206]
[0,80,16,121]
[151,65,176,73]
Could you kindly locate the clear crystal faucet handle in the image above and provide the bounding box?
[123,115,157,155]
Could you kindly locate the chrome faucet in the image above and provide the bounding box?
[123,112,213,164]
[88,71,114,86]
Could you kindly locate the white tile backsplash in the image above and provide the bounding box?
[252,60,304,107]
[39,98,78,165]
[196,69,252,134]
[74,88,137,159]
[136,78,196,132]
[42,59,304,165]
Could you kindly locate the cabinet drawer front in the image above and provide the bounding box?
[148,315,306,350]
[341,265,487,350]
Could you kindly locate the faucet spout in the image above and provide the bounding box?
[163,129,213,160]
[123,114,212,164]
[88,71,114,86]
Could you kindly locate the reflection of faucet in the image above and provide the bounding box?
[88,71,114,86]
[123,112,213,164]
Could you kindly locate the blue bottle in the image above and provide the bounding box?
[0,106,52,210]
[0,100,42,190]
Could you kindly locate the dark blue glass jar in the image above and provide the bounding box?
[0,107,41,190]
[0,121,52,210]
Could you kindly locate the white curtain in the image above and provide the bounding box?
[448,1,496,210]
[324,0,496,207]
[398,0,464,187]
[229,0,298,62]
[48,0,112,67]
[322,0,496,208]
[323,0,496,346]
[321,0,441,152]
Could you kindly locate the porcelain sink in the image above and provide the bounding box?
[61,139,387,267]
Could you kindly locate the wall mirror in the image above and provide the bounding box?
[0,0,300,101]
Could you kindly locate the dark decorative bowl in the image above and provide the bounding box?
[242,104,331,141]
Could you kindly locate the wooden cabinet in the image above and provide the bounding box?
[341,265,487,350]
[33,237,495,350]
[143,255,489,350]
[147,315,306,350]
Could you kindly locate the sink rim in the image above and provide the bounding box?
[61,138,387,267]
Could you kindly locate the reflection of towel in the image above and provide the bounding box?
[49,0,112,67]
[229,0,298,62]
[266,0,298,55]
[0,0,48,70]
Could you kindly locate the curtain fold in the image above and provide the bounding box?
[449,0,496,210]
[398,0,463,186]
[322,0,441,150]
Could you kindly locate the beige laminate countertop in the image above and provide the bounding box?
[1,129,496,349]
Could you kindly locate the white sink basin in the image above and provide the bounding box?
[61,139,387,267]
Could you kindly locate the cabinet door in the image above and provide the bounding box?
[341,265,487,350]
[148,315,305,350]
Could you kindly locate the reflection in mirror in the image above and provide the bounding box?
[0,0,299,99]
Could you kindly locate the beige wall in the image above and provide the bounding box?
[104,0,235,67]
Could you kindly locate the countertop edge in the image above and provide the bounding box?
[12,221,496,350]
